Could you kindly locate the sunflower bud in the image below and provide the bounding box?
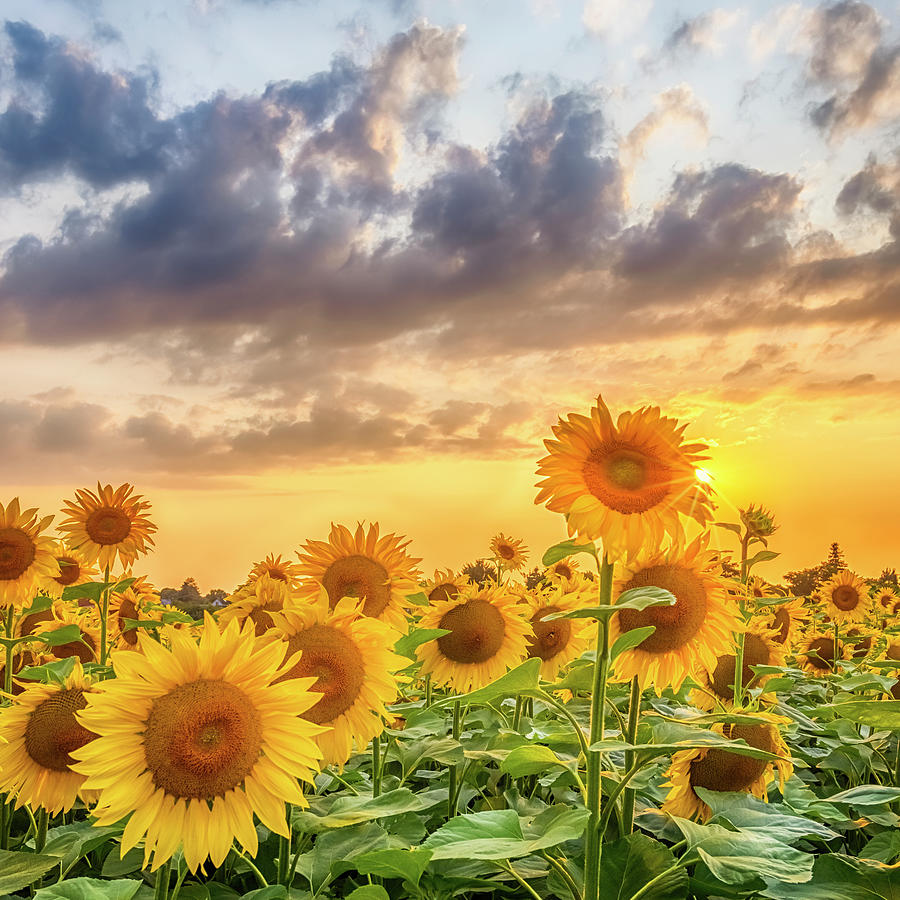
[739,504,778,539]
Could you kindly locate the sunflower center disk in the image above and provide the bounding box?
[322,555,391,618]
[0,527,37,580]
[771,607,790,644]
[117,597,140,646]
[553,564,572,579]
[497,544,516,561]
[616,565,708,653]
[25,689,96,772]
[85,507,132,546]
[428,583,459,605]
[53,631,97,664]
[689,724,774,794]
[831,585,859,611]
[527,606,571,661]
[248,605,281,636]
[284,624,366,725]
[55,557,82,587]
[806,637,837,670]
[581,444,671,515]
[710,633,770,700]
[437,598,506,664]
[144,680,262,799]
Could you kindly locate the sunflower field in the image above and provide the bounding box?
[0,394,899,900]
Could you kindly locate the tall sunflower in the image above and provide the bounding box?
[72,616,324,873]
[296,522,421,631]
[799,632,845,675]
[219,574,290,636]
[525,584,592,680]
[0,498,58,607]
[535,395,715,560]
[249,553,305,591]
[416,583,531,693]
[819,571,870,625]
[0,660,99,814]
[609,536,741,693]
[662,715,793,822]
[490,534,529,572]
[59,483,156,571]
[270,597,405,767]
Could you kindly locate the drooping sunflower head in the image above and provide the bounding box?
[296,522,421,631]
[525,583,592,680]
[799,632,845,675]
[219,574,290,636]
[417,582,531,694]
[535,394,715,560]
[0,660,99,815]
[819,570,869,624]
[490,533,529,571]
[662,714,793,822]
[72,615,325,874]
[756,596,807,647]
[610,535,741,694]
[271,599,405,766]
[0,498,58,608]
[739,504,778,539]
[692,626,786,711]
[59,483,157,571]
[248,553,305,591]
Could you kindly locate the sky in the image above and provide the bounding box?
[1,0,898,592]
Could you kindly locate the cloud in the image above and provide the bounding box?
[583,0,652,40]
[661,8,743,59]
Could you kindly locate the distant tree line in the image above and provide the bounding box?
[159,577,227,614]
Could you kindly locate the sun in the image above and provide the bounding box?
[695,468,713,484]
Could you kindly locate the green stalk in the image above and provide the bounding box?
[620,675,641,834]
[448,700,462,817]
[512,695,524,732]
[4,606,15,698]
[540,852,582,900]
[584,554,613,900]
[35,808,49,853]
[732,631,746,707]
[372,735,382,798]
[424,674,433,708]
[154,860,172,900]
[277,823,292,886]
[99,564,111,668]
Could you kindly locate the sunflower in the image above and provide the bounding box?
[746,576,779,602]
[270,597,405,766]
[249,553,305,591]
[692,626,786,711]
[59,483,156,572]
[72,616,324,873]
[296,522,421,631]
[422,569,471,606]
[219,574,290,637]
[609,535,741,694]
[844,627,874,660]
[799,632,845,675]
[40,541,99,602]
[416,583,531,693]
[542,557,582,589]
[872,587,899,625]
[0,660,99,814]
[0,498,58,607]
[535,394,715,560]
[21,605,100,665]
[819,571,870,625]
[525,583,592,680]
[490,534,529,572]
[756,597,807,647]
[661,715,793,822]
[108,585,162,651]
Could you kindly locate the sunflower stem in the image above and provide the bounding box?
[277,822,292,886]
[371,735,382,798]
[512,695,524,732]
[448,699,462,817]
[34,808,49,854]
[584,553,613,900]
[733,631,746,707]
[99,564,111,669]
[153,860,171,900]
[621,675,641,834]
[539,852,582,900]
[4,606,15,699]
[424,674,433,708]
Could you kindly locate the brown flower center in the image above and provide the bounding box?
[116,596,140,645]
[845,628,872,659]
[266,566,287,582]
[143,679,262,798]
[322,555,391,618]
[24,688,96,772]
[886,642,900,661]
[85,507,131,546]
[710,633,771,699]
[497,544,516,561]
[437,597,506,664]
[690,723,775,794]
[54,557,82,587]
[553,563,572,579]
[830,585,860,611]
[770,607,791,644]
[428,582,459,604]
[19,608,54,636]
[247,603,281,636]
[582,443,670,514]
[280,624,365,724]
[0,527,36,581]
[527,606,572,661]
[53,630,97,664]
[805,637,838,671]
[616,564,708,653]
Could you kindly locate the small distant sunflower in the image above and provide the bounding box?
[43,542,99,600]
[423,569,470,606]
[490,534,529,571]
[525,584,591,680]
[885,641,900,662]
[661,715,793,822]
[0,498,58,608]
[219,574,290,636]
[59,483,156,571]
[542,557,582,588]
[819,571,869,624]
[535,394,715,560]
[757,597,807,647]
[72,616,324,873]
[108,586,162,651]
[271,598,405,766]
[746,576,779,602]
[844,627,874,660]
[609,536,741,694]
[296,522,421,631]
[249,553,304,591]
[872,587,899,622]
[0,660,99,814]
[799,632,845,675]
[417,583,531,693]
[692,626,786,711]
